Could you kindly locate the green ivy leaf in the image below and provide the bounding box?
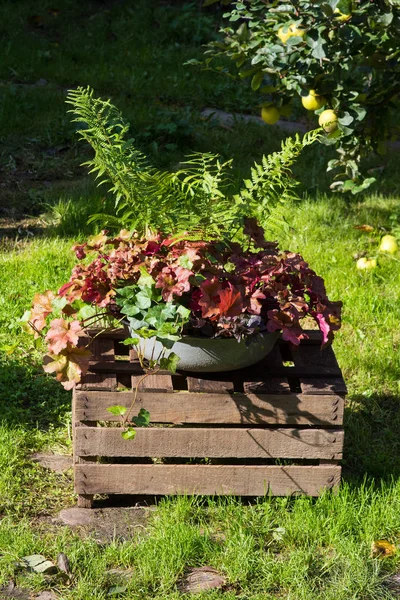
[159,352,181,374]
[338,112,354,126]
[120,337,140,346]
[107,405,127,416]
[179,254,194,269]
[177,305,191,320]
[121,428,136,440]
[135,286,155,309]
[132,408,151,427]
[137,266,154,287]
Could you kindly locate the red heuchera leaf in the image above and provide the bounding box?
[266,309,308,345]
[72,244,86,260]
[198,278,223,319]
[43,345,91,390]
[107,249,143,282]
[59,260,114,307]
[243,217,278,251]
[248,288,266,315]
[217,283,244,317]
[312,300,342,346]
[45,319,84,355]
[198,280,244,320]
[29,290,55,334]
[155,266,193,302]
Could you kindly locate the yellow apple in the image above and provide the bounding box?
[277,23,306,44]
[334,8,351,22]
[356,257,377,270]
[301,90,327,111]
[379,235,398,254]
[318,109,338,133]
[261,106,280,125]
[277,26,291,44]
[289,25,306,37]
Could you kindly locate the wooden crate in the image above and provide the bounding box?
[73,329,346,507]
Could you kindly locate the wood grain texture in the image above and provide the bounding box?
[74,464,341,496]
[131,373,173,392]
[300,378,347,396]
[74,427,344,459]
[87,360,342,378]
[74,391,344,425]
[80,338,117,391]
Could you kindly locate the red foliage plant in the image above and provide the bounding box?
[25,219,342,389]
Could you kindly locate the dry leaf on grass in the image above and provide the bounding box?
[371,539,397,558]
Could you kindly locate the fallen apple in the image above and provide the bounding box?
[379,235,398,254]
[356,257,377,270]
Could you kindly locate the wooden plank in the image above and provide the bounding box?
[72,391,95,508]
[81,338,117,391]
[86,360,342,378]
[243,344,290,393]
[75,427,343,459]
[300,378,347,396]
[187,377,235,393]
[291,344,339,369]
[243,378,291,394]
[131,373,173,392]
[74,391,344,426]
[74,464,341,496]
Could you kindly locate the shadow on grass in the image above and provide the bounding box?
[0,356,70,430]
[343,393,400,481]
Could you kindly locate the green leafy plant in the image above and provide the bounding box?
[24,223,342,391]
[201,0,400,193]
[66,86,320,237]
[23,86,343,434]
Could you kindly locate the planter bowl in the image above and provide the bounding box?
[131,330,279,372]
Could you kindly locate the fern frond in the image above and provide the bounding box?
[67,86,320,240]
[232,129,322,231]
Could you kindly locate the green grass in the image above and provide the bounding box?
[1,1,400,598]
[0,487,399,599]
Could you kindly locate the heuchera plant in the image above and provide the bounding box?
[24,218,342,390]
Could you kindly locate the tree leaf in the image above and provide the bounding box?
[251,70,264,91]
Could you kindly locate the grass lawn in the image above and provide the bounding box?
[1,1,400,598]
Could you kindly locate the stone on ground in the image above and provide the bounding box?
[31,453,72,473]
[177,566,225,594]
[56,506,149,543]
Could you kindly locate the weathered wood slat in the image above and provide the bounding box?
[300,378,347,395]
[131,373,173,392]
[75,427,343,459]
[291,344,339,368]
[74,464,341,496]
[74,390,344,426]
[187,377,235,393]
[243,344,290,393]
[87,361,342,378]
[80,338,117,391]
[74,329,345,501]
